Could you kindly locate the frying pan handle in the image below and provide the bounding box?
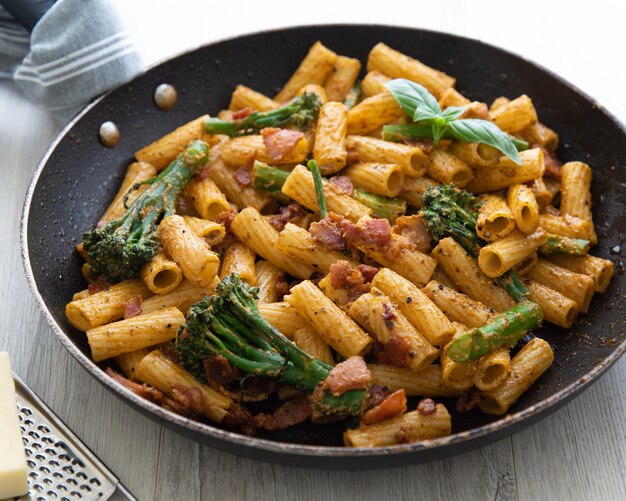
[0,0,57,31]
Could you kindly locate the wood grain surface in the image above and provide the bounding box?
[1,2,625,497]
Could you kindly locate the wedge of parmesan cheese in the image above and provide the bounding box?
[0,352,29,499]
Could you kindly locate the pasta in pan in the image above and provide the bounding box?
[66,40,613,448]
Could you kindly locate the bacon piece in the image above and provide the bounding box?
[269,203,307,231]
[310,215,347,251]
[382,303,396,322]
[324,356,370,396]
[370,341,391,365]
[234,163,253,187]
[393,215,431,253]
[232,106,253,120]
[87,283,104,295]
[241,377,276,402]
[417,398,437,415]
[106,367,163,403]
[356,264,379,283]
[194,165,212,181]
[361,389,407,425]
[329,261,355,289]
[329,175,354,195]
[541,146,562,179]
[123,295,143,319]
[223,403,256,435]
[253,394,312,431]
[359,218,393,249]
[215,208,237,232]
[384,335,410,368]
[203,355,240,388]
[364,384,390,412]
[261,127,304,162]
[275,272,289,301]
[455,387,481,413]
[162,384,204,418]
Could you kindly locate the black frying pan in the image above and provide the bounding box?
[20,25,626,469]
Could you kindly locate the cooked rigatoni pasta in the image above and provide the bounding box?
[438,87,470,108]
[478,229,547,278]
[560,161,597,245]
[313,102,348,175]
[372,269,454,346]
[467,148,545,193]
[479,338,554,415]
[229,84,279,111]
[345,161,405,197]
[158,215,220,288]
[368,364,463,397]
[86,307,184,362]
[66,279,152,331]
[219,242,256,284]
[254,260,283,304]
[231,207,314,279]
[296,83,328,103]
[474,348,511,392]
[258,302,307,339]
[367,42,455,98]
[346,93,404,135]
[507,184,539,234]
[440,323,477,391]
[275,41,338,102]
[525,280,579,328]
[135,115,211,170]
[221,134,310,166]
[293,326,334,365]
[323,55,361,102]
[476,194,515,241]
[285,280,372,357]
[185,176,230,220]
[528,259,594,312]
[422,280,494,328]
[399,175,440,208]
[344,404,451,447]
[182,216,225,246]
[100,162,157,222]
[530,177,553,210]
[115,348,151,380]
[282,164,372,221]
[140,278,218,314]
[346,135,428,177]
[545,254,614,293]
[537,213,593,240]
[361,70,391,97]
[447,141,500,168]
[348,290,438,373]
[427,150,473,188]
[490,95,538,133]
[433,237,514,312]
[135,350,232,422]
[140,251,183,295]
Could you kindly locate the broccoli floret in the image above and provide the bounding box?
[176,273,366,417]
[203,92,322,137]
[83,140,209,283]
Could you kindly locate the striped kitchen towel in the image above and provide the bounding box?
[0,0,143,119]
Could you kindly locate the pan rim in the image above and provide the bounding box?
[20,23,626,459]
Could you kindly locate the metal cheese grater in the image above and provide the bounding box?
[11,373,136,501]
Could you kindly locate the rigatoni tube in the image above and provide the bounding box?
[478,229,547,278]
[476,194,515,241]
[467,148,545,193]
[140,251,183,295]
[313,101,348,175]
[345,161,405,197]
[345,135,428,177]
[507,184,539,234]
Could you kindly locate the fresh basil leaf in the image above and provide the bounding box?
[441,105,467,122]
[508,134,530,151]
[413,108,441,123]
[447,119,521,164]
[383,123,434,142]
[385,79,441,118]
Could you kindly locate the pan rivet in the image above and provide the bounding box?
[154,83,178,111]
[98,121,120,148]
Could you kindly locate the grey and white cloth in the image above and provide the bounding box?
[0,0,143,119]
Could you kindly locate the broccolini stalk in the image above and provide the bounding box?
[421,184,529,301]
[343,81,362,109]
[252,161,290,202]
[352,189,407,222]
[83,140,209,283]
[307,160,328,218]
[203,92,322,137]
[540,235,590,256]
[383,124,530,151]
[176,274,367,416]
[446,301,543,362]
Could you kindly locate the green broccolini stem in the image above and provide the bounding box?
[352,189,406,222]
[540,235,590,256]
[447,301,544,362]
[252,161,290,202]
[307,160,328,219]
[202,92,322,137]
[498,271,530,302]
[343,81,362,109]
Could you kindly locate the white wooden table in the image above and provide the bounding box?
[1,1,624,499]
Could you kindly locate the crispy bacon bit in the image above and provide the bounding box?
[356,264,379,283]
[393,215,431,253]
[269,203,307,231]
[123,295,143,319]
[329,175,354,195]
[194,165,212,181]
[417,398,437,415]
[360,218,393,249]
[261,127,304,161]
[455,387,481,413]
[162,384,204,418]
[310,215,346,251]
[215,208,237,232]
[241,377,277,402]
[203,355,240,388]
[253,394,312,431]
[370,341,391,365]
[106,367,163,403]
[541,147,562,179]
[87,283,104,295]
[232,106,253,120]
[329,261,356,289]
[364,384,390,411]
[384,336,410,367]
[382,303,396,322]
[275,271,289,301]
[223,403,256,436]
[234,161,254,187]
[361,389,407,425]
[324,356,370,395]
